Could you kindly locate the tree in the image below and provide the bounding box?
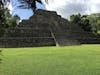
[87,13,100,35]
[70,13,92,32]
[0,1,20,37]
[70,13,81,23]
[18,0,43,10]
[80,17,91,31]
[0,2,6,37]
[91,19,100,35]
[4,10,20,27]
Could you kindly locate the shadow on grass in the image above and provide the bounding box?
[0,49,2,63]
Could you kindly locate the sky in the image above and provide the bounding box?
[8,0,100,19]
[8,0,45,19]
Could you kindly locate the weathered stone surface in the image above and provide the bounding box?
[0,9,100,47]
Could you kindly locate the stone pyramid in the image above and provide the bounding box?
[0,9,100,47]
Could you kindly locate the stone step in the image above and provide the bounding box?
[4,28,52,37]
[55,38,80,46]
[18,22,49,28]
[50,26,81,46]
[0,37,56,48]
[78,38,100,44]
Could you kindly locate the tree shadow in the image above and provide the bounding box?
[0,49,2,63]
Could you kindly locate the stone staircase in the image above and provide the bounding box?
[57,21,100,44]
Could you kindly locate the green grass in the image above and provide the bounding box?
[0,45,100,75]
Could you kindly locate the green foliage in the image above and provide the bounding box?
[80,17,91,31]
[87,13,100,35]
[70,13,92,32]
[70,13,81,23]
[70,13,100,35]
[0,9,6,37]
[0,9,20,37]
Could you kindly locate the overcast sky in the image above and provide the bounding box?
[8,0,100,19]
[44,0,100,18]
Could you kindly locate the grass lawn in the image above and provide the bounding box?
[0,45,100,75]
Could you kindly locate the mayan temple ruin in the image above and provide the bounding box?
[0,9,100,47]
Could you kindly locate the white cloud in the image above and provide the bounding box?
[42,0,100,19]
[8,0,100,19]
